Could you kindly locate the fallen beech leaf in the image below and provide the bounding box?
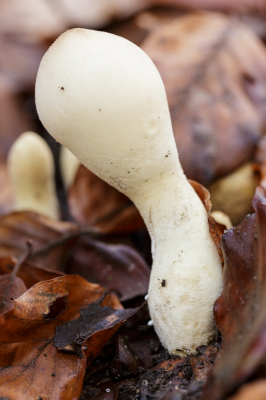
[142,12,266,183]
[0,211,78,270]
[228,380,266,400]
[0,157,13,216]
[152,0,266,13]
[0,243,32,315]
[0,275,137,400]
[68,165,145,233]
[213,213,258,343]
[0,76,34,157]
[66,237,150,301]
[110,335,139,379]
[0,274,26,315]
[0,256,65,289]
[201,187,266,400]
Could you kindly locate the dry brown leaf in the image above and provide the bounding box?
[0,256,65,289]
[0,211,78,270]
[0,274,26,315]
[0,157,13,215]
[0,76,34,157]
[68,165,145,233]
[201,187,266,400]
[152,0,266,12]
[0,275,138,400]
[66,236,150,301]
[228,380,266,400]
[142,12,266,183]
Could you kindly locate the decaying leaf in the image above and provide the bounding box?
[201,187,266,400]
[152,0,266,13]
[0,211,78,269]
[66,236,150,301]
[68,165,145,233]
[0,157,13,216]
[0,274,26,315]
[0,275,138,400]
[142,12,266,183]
[228,380,266,400]
[0,256,65,289]
[0,76,34,157]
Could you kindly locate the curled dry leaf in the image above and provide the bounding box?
[201,187,266,400]
[0,211,78,270]
[0,275,138,400]
[0,274,26,315]
[0,256,65,289]
[142,12,266,183]
[68,165,145,234]
[66,237,150,302]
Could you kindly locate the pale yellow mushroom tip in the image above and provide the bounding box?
[210,210,233,230]
[8,131,59,220]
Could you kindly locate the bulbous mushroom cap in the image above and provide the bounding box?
[35,28,179,198]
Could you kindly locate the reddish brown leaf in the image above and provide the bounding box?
[0,157,13,216]
[68,165,145,233]
[201,187,266,400]
[0,274,26,315]
[214,213,258,343]
[66,237,150,301]
[0,275,137,400]
[110,335,139,379]
[0,211,78,270]
[228,380,266,400]
[0,256,65,289]
[141,12,266,183]
[152,0,266,13]
[0,77,34,158]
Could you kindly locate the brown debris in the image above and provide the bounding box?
[142,12,266,183]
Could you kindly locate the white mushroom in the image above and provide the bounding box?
[8,131,59,220]
[210,211,233,230]
[207,163,260,226]
[35,28,223,355]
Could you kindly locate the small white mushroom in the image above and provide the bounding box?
[59,145,80,190]
[210,211,233,230]
[207,163,260,226]
[8,131,59,220]
[35,28,223,355]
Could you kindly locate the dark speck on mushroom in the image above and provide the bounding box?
[161,279,166,287]
[60,87,64,91]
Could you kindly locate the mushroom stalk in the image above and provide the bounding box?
[35,28,223,355]
[132,169,222,354]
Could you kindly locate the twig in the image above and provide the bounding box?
[12,240,33,277]
[30,226,100,259]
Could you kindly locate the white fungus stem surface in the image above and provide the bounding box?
[35,28,223,355]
